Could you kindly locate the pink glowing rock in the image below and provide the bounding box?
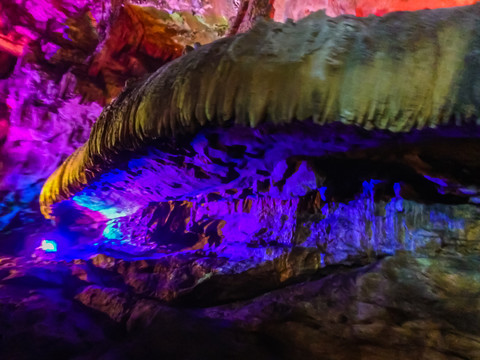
[274,0,480,20]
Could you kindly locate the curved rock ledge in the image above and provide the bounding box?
[40,4,480,218]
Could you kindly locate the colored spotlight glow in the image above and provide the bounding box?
[41,239,58,252]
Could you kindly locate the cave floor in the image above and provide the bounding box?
[1,251,479,360]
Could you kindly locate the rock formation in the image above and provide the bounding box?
[2,1,480,359]
[39,4,480,257]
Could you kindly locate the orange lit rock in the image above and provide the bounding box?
[86,4,227,103]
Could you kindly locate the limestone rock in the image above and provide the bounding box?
[40,4,480,220]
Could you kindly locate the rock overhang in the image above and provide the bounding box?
[38,4,480,257]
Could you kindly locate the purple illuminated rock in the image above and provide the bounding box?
[0,0,229,252]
